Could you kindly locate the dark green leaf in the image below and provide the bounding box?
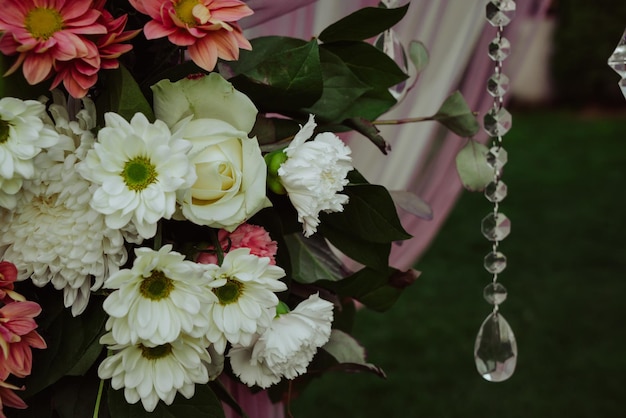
[343,117,390,155]
[96,65,154,125]
[323,267,419,312]
[432,91,480,136]
[22,291,107,398]
[303,48,370,123]
[322,330,386,377]
[53,377,101,418]
[108,384,225,418]
[251,116,301,148]
[322,42,408,89]
[319,4,410,43]
[320,184,411,244]
[284,233,344,284]
[0,54,51,99]
[226,37,323,112]
[318,223,390,272]
[455,139,493,191]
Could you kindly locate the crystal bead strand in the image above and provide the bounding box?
[608,27,626,100]
[473,0,517,383]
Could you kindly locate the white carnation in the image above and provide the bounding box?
[278,115,353,237]
[229,293,334,388]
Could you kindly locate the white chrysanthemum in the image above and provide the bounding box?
[77,112,196,239]
[103,245,217,345]
[277,114,353,237]
[203,248,287,354]
[0,95,128,316]
[0,97,59,209]
[98,332,212,412]
[229,293,333,388]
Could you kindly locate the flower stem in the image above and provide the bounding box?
[92,378,105,418]
[372,115,435,125]
[153,221,162,251]
[209,228,224,265]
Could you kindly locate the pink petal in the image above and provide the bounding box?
[210,3,253,22]
[0,302,41,320]
[144,20,176,40]
[21,53,53,83]
[188,37,218,71]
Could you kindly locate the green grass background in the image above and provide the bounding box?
[291,110,626,418]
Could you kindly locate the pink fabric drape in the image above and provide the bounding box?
[223,2,552,417]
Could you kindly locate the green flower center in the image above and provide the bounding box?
[121,156,157,191]
[213,277,244,305]
[25,7,64,40]
[0,120,11,144]
[175,0,202,26]
[139,343,172,360]
[140,270,174,300]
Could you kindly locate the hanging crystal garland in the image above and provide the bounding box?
[473,0,517,383]
[608,27,626,100]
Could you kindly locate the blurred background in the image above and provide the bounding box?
[292,1,626,417]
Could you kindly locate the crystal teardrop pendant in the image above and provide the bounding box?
[474,311,517,382]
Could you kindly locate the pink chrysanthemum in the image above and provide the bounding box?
[0,380,27,418]
[0,301,46,380]
[129,0,253,71]
[0,0,106,85]
[0,262,23,304]
[197,223,278,265]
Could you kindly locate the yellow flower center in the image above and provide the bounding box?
[139,343,173,360]
[213,277,244,305]
[0,120,11,144]
[140,270,174,300]
[25,7,64,40]
[121,156,157,191]
[174,0,210,26]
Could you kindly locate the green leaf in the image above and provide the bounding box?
[388,190,433,220]
[319,4,410,43]
[52,377,101,418]
[455,139,494,192]
[320,184,411,243]
[226,37,323,112]
[108,384,225,418]
[322,42,408,89]
[322,330,386,377]
[318,223,390,272]
[432,91,480,136]
[96,65,154,125]
[343,117,390,155]
[303,48,370,123]
[0,54,51,99]
[251,116,301,148]
[284,233,344,284]
[409,40,430,74]
[22,291,107,398]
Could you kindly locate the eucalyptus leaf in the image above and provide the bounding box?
[433,91,480,136]
[284,233,344,284]
[322,330,386,377]
[388,190,433,220]
[320,184,411,244]
[108,384,225,418]
[409,40,430,74]
[455,139,493,191]
[319,4,409,43]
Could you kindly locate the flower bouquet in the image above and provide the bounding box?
[0,1,479,416]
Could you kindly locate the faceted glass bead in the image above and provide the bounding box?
[374,29,410,100]
[474,312,517,382]
[484,108,512,137]
[483,282,508,304]
[487,72,510,97]
[481,212,511,241]
[484,251,507,274]
[619,78,626,100]
[488,36,511,61]
[485,180,508,202]
[608,27,626,78]
[486,147,508,170]
[486,0,516,27]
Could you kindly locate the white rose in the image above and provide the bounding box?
[152,74,269,230]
